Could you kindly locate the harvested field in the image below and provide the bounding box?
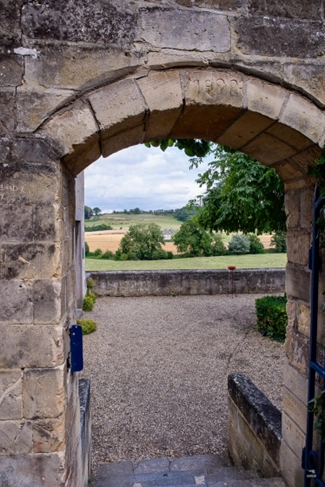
[85,231,272,254]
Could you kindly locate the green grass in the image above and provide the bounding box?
[85,253,287,271]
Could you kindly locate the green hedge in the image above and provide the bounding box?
[77,319,97,335]
[255,295,287,342]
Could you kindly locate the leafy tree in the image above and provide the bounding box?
[174,206,197,222]
[172,219,214,257]
[228,234,250,255]
[145,141,286,235]
[84,206,93,220]
[270,231,287,253]
[93,207,102,216]
[211,233,228,256]
[247,234,265,254]
[118,223,165,260]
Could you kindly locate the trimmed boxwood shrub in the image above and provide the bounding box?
[228,234,250,254]
[255,295,287,342]
[77,318,97,335]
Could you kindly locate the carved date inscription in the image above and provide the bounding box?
[0,183,19,201]
[187,72,243,107]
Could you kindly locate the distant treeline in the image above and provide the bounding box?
[115,206,197,222]
[85,224,113,232]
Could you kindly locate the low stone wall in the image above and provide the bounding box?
[89,269,285,297]
[228,374,282,478]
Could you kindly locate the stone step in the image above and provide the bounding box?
[92,455,286,487]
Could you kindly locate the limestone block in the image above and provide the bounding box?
[23,45,141,91]
[266,124,313,153]
[32,416,65,453]
[284,178,310,192]
[286,265,310,302]
[11,137,61,164]
[236,18,325,57]
[285,190,300,229]
[88,78,146,140]
[41,100,100,162]
[0,325,64,369]
[283,358,308,406]
[22,1,137,48]
[0,243,61,280]
[0,370,22,420]
[0,449,66,487]
[0,54,24,86]
[243,133,296,167]
[246,78,287,120]
[16,88,74,132]
[23,366,66,420]
[0,280,33,324]
[0,89,15,136]
[176,0,242,8]
[33,203,62,242]
[284,328,309,376]
[218,111,273,150]
[0,1,22,48]
[136,70,183,140]
[247,0,322,19]
[297,302,310,337]
[280,94,325,144]
[287,145,322,176]
[101,125,145,159]
[286,230,310,266]
[0,420,32,455]
[280,441,304,487]
[140,8,230,52]
[284,63,325,106]
[283,386,307,433]
[0,202,34,243]
[300,186,314,229]
[286,298,296,331]
[274,161,304,182]
[33,279,62,324]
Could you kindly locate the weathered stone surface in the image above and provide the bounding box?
[247,0,322,19]
[140,8,230,52]
[288,146,322,176]
[0,421,32,455]
[246,79,286,120]
[0,54,23,86]
[218,111,273,150]
[266,124,313,153]
[283,385,307,433]
[284,328,310,375]
[286,230,310,266]
[274,161,304,182]
[33,279,62,324]
[280,94,325,144]
[0,370,22,420]
[176,0,242,9]
[22,0,138,48]
[100,124,145,159]
[285,190,300,229]
[300,186,314,229]
[243,133,296,166]
[0,325,64,369]
[32,416,65,453]
[297,302,310,337]
[286,265,310,302]
[137,70,183,140]
[283,358,308,407]
[284,64,325,107]
[236,18,325,57]
[280,441,304,487]
[88,79,146,139]
[0,450,66,487]
[0,203,34,242]
[0,0,22,48]
[0,90,15,136]
[16,88,74,132]
[42,100,100,162]
[0,280,33,324]
[23,366,65,420]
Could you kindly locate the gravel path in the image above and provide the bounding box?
[82,294,285,467]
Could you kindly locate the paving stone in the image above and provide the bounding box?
[170,454,231,472]
[206,466,260,483]
[93,470,198,487]
[134,457,170,474]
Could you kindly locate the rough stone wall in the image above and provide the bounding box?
[1,1,325,486]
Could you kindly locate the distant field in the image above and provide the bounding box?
[85,253,287,271]
[85,214,273,253]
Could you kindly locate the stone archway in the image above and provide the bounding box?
[2,2,325,486]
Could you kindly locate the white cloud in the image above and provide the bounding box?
[85,144,211,211]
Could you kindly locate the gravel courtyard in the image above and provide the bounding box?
[82,294,285,467]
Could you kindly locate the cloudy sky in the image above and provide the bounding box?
[85,144,212,212]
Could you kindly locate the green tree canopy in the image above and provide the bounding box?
[145,140,286,234]
[173,219,214,256]
[118,223,165,260]
[84,205,93,220]
[93,207,102,216]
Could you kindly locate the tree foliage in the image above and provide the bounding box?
[173,219,213,256]
[118,223,165,260]
[93,207,102,216]
[84,206,93,220]
[145,140,286,235]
